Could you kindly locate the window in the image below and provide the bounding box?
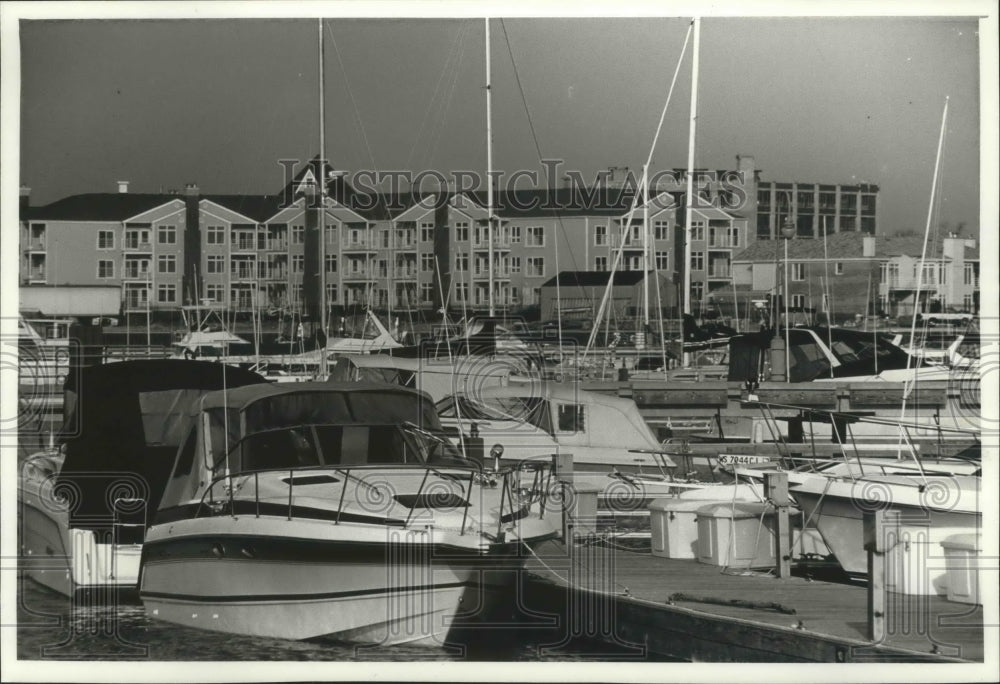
[791,263,805,281]
[326,255,337,273]
[938,264,947,285]
[526,257,545,277]
[963,294,973,311]
[691,221,705,242]
[455,254,468,272]
[158,254,176,274]
[690,282,704,302]
[455,222,469,242]
[124,229,149,249]
[595,256,608,272]
[205,284,225,303]
[594,225,607,246]
[381,231,390,249]
[97,230,115,250]
[509,256,521,274]
[291,225,305,245]
[157,284,177,303]
[556,404,585,433]
[327,284,338,303]
[964,264,974,286]
[728,227,741,249]
[654,220,670,241]
[231,229,255,251]
[527,226,545,247]
[791,294,806,308]
[292,255,304,273]
[206,255,224,274]
[206,226,225,245]
[420,222,434,242]
[97,259,114,279]
[420,283,434,303]
[655,251,669,270]
[835,262,844,276]
[691,252,704,271]
[509,225,522,244]
[157,225,177,245]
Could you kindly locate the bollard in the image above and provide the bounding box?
[863,509,886,642]
[764,472,791,578]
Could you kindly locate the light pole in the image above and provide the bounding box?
[780,218,796,382]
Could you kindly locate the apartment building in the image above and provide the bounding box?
[755,181,879,239]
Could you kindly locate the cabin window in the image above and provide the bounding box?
[240,427,322,471]
[556,403,585,433]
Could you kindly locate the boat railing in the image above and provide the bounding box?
[196,459,554,539]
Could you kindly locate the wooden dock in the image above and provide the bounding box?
[520,539,984,663]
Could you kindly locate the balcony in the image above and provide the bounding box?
[232,238,257,253]
[124,240,152,252]
[28,268,46,282]
[27,240,46,251]
[343,271,378,282]
[266,240,288,252]
[231,268,256,281]
[123,267,151,280]
[886,274,938,290]
[707,266,731,280]
[393,268,418,279]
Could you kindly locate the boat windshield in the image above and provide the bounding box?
[436,396,516,422]
[227,424,463,473]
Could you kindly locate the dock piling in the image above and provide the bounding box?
[864,509,887,642]
[764,472,791,578]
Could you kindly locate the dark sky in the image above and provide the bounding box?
[19,15,981,234]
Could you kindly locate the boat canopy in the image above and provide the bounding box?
[328,354,509,401]
[446,384,662,452]
[55,360,267,526]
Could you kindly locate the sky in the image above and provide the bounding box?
[15,12,983,236]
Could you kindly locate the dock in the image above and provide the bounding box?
[520,539,984,662]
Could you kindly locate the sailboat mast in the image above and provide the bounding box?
[485,17,495,317]
[642,164,650,335]
[318,18,328,378]
[682,16,700,367]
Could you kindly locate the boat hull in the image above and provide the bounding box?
[140,517,529,644]
[790,476,981,575]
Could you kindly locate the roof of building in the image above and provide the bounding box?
[21,193,183,222]
[732,232,946,262]
[468,187,677,219]
[540,270,650,288]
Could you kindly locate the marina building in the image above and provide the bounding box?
[19,156,890,322]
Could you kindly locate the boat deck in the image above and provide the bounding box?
[523,540,984,662]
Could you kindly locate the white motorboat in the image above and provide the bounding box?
[18,360,267,596]
[139,381,559,644]
[436,383,677,473]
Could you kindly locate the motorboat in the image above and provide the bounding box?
[139,381,559,644]
[18,360,267,596]
[435,383,676,473]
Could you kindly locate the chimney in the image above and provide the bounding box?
[862,235,876,258]
[184,182,199,197]
[20,185,30,210]
[117,180,129,194]
[736,154,756,175]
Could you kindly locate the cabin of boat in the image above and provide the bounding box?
[328,352,513,401]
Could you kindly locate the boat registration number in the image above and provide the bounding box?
[717,454,773,466]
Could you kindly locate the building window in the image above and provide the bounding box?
[205,284,225,303]
[654,220,670,241]
[420,254,434,272]
[421,283,434,303]
[204,226,223,245]
[728,226,741,249]
[420,222,434,242]
[327,283,338,303]
[594,225,607,246]
[690,282,704,302]
[938,264,947,285]
[455,222,469,242]
[206,255,224,274]
[97,259,115,279]
[655,251,669,270]
[292,255,304,273]
[326,255,337,273]
[835,262,844,275]
[691,251,704,271]
[964,263,974,286]
[791,293,806,308]
[157,254,176,274]
[291,225,305,245]
[595,256,608,272]
[691,221,705,242]
[124,229,149,249]
[527,226,545,247]
[510,225,522,244]
[526,257,545,277]
[509,256,521,274]
[791,263,805,281]
[157,284,177,303]
[97,230,115,250]
[157,226,177,245]
[455,254,468,272]
[963,294,973,311]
